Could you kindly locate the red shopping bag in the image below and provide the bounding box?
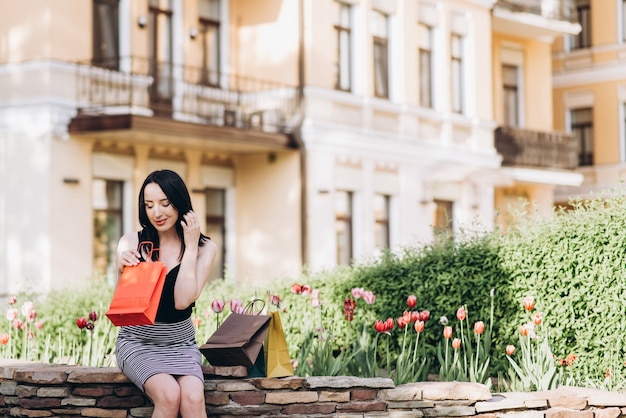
[105,243,167,326]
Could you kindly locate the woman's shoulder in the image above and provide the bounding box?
[118,231,140,250]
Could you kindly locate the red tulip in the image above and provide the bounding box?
[89,310,99,322]
[86,322,95,331]
[385,318,395,332]
[407,295,417,309]
[452,338,462,350]
[397,317,407,329]
[474,321,485,335]
[414,320,425,333]
[443,326,453,339]
[456,307,466,321]
[0,334,9,345]
[419,310,430,322]
[269,294,282,306]
[291,283,302,294]
[76,317,88,329]
[301,285,312,295]
[533,312,543,326]
[506,345,515,355]
[523,296,535,311]
[411,311,420,323]
[374,320,386,333]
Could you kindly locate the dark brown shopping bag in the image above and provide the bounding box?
[264,311,294,377]
[200,311,271,367]
[105,242,167,326]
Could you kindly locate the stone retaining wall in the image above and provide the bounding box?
[1,361,626,417]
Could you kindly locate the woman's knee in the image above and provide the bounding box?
[145,375,181,410]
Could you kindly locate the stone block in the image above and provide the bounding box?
[404,382,491,401]
[9,406,53,417]
[67,367,129,384]
[129,406,155,417]
[79,407,127,417]
[97,394,145,408]
[387,400,436,409]
[265,390,318,404]
[37,387,70,397]
[380,386,423,401]
[476,392,539,413]
[546,408,593,418]
[386,410,425,418]
[0,381,17,395]
[255,376,306,390]
[320,390,350,402]
[422,405,476,416]
[14,368,68,384]
[352,389,378,401]
[19,397,62,409]
[215,380,256,392]
[336,400,387,412]
[50,408,83,415]
[230,391,265,405]
[204,391,230,405]
[113,385,142,397]
[72,386,114,397]
[306,376,395,389]
[15,385,38,397]
[593,407,621,418]
[202,365,248,378]
[281,402,338,415]
[61,397,97,406]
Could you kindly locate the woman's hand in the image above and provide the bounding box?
[120,249,140,267]
[181,210,201,245]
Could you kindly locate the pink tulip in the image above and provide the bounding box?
[523,296,535,311]
[506,345,515,355]
[351,287,364,299]
[474,321,485,335]
[452,338,462,350]
[443,326,453,339]
[291,283,302,294]
[407,295,417,308]
[362,291,376,304]
[211,298,225,313]
[456,307,466,321]
[229,299,242,313]
[414,320,425,333]
[6,308,17,321]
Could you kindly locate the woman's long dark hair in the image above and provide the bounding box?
[137,169,208,261]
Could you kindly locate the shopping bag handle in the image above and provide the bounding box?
[137,241,160,262]
[243,298,266,315]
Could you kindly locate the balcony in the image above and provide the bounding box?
[492,0,581,39]
[494,126,578,170]
[73,57,300,135]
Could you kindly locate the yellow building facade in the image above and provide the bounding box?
[0,0,582,296]
[553,0,626,203]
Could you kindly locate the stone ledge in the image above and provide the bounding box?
[1,362,625,418]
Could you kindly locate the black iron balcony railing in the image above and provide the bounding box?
[495,126,578,170]
[76,57,300,133]
[495,0,578,24]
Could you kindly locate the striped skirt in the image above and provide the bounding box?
[115,319,204,392]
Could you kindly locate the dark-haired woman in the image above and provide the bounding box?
[115,169,216,418]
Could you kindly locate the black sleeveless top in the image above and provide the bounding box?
[136,232,194,323]
[155,264,195,323]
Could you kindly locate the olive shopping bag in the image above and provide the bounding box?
[264,311,294,378]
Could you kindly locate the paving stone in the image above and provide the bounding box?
[545,408,593,418]
[0,381,17,395]
[320,390,350,402]
[36,387,70,397]
[66,367,129,384]
[265,390,318,404]
[215,380,257,391]
[255,376,306,390]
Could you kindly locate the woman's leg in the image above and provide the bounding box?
[144,374,181,418]
[176,375,207,418]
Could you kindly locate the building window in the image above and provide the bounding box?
[571,107,593,166]
[205,188,226,280]
[450,33,464,114]
[93,0,120,70]
[502,65,520,126]
[334,1,352,91]
[199,0,221,86]
[93,179,124,282]
[434,199,453,237]
[374,194,390,250]
[148,0,174,106]
[418,23,433,108]
[371,10,389,99]
[571,0,591,49]
[335,191,353,266]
